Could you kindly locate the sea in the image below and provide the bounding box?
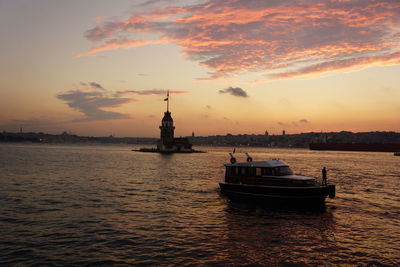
[0,143,399,266]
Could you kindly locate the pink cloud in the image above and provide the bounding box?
[80,0,400,80]
[270,51,400,79]
[75,38,168,57]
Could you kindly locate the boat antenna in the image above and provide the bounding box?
[229,152,236,164]
[245,152,253,162]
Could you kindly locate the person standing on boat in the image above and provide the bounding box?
[322,167,328,186]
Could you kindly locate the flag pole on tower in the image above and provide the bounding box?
[164,90,169,112]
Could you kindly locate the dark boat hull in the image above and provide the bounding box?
[219,183,335,205]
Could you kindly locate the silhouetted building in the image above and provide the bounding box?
[156,91,193,152]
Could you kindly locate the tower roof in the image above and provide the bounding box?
[162,111,173,122]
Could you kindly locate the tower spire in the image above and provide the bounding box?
[164,90,170,112]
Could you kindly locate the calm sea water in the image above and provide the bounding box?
[0,143,399,266]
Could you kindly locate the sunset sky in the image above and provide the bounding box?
[1,0,399,137]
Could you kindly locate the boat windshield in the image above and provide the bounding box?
[275,166,293,176]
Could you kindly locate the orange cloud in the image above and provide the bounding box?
[80,0,400,80]
[75,39,168,57]
[270,51,400,79]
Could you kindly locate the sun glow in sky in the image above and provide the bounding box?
[1,0,399,137]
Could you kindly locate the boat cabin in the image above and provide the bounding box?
[224,158,316,187]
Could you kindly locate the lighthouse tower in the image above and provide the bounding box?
[157,91,174,151]
[159,111,175,140]
[156,91,193,152]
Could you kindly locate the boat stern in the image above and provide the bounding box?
[328,184,336,199]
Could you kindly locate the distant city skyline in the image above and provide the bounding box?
[1,0,399,137]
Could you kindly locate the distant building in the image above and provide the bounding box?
[156,91,193,153]
[282,130,286,135]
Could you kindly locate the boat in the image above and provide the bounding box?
[219,153,335,206]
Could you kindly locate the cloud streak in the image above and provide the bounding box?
[80,81,106,90]
[219,87,248,97]
[115,89,189,97]
[88,82,105,90]
[75,39,168,58]
[57,84,189,121]
[57,84,137,122]
[281,119,309,127]
[79,0,400,80]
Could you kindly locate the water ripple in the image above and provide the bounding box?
[0,144,399,265]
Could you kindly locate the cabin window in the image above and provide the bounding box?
[226,167,232,176]
[228,167,233,175]
[240,167,247,176]
[256,168,262,176]
[247,168,255,176]
[232,167,237,175]
[262,168,272,175]
[275,166,293,176]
